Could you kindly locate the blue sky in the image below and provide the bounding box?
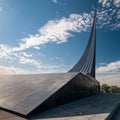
[0,0,120,85]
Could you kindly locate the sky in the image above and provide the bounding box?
[0,0,120,85]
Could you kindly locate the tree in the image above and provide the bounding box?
[109,85,120,93]
[101,84,120,93]
[101,84,110,93]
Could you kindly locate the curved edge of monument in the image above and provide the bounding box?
[27,72,100,118]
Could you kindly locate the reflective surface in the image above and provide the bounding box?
[0,72,78,116]
[28,72,99,116]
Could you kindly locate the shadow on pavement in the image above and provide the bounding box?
[28,93,120,120]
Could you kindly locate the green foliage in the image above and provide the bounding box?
[109,85,120,93]
[101,84,110,93]
[101,84,120,93]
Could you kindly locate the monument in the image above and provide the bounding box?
[68,8,96,78]
[0,8,99,118]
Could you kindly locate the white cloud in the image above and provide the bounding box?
[98,0,120,30]
[97,61,120,73]
[19,56,41,68]
[1,2,120,45]
[0,66,30,75]
[22,52,32,57]
[37,64,68,73]
[0,43,68,73]
[1,5,119,74]
[98,0,120,7]
[12,13,92,51]
[52,0,59,3]
[0,7,2,12]
[0,44,13,60]
[96,60,120,87]
[114,0,120,7]
[0,63,69,75]
[99,0,108,7]
[97,73,120,87]
[0,44,42,69]
[0,11,93,71]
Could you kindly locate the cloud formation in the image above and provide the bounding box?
[52,0,59,3]
[97,60,120,73]
[19,57,41,68]
[13,13,92,51]
[96,60,120,86]
[97,0,120,30]
[0,63,68,75]
[97,73,120,87]
[0,12,93,71]
[0,1,119,74]
[95,1,120,86]
[0,66,30,75]
[0,7,2,12]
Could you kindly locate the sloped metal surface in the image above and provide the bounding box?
[27,72,99,117]
[0,72,78,116]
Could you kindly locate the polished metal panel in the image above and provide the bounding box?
[68,9,97,78]
[28,72,100,117]
[0,72,78,116]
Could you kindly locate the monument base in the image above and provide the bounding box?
[0,72,99,118]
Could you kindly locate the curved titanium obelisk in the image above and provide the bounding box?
[68,8,97,78]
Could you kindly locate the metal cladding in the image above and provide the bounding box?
[68,9,97,78]
[0,73,99,117]
[0,73,78,117]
